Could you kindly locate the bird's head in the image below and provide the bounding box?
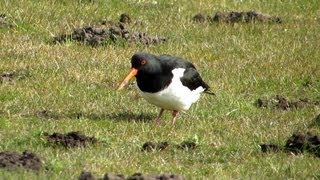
[117,52,160,90]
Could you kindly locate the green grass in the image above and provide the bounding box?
[1,0,320,179]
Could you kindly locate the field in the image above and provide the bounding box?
[1,0,320,179]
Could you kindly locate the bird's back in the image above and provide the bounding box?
[158,54,196,71]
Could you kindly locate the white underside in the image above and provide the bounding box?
[138,68,205,111]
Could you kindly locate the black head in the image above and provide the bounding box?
[131,52,161,73]
[117,52,163,91]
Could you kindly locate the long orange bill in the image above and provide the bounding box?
[117,68,138,90]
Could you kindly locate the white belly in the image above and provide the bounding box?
[138,68,205,111]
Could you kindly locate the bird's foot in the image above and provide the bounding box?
[154,108,164,126]
[171,110,179,125]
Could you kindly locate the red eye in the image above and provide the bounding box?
[141,60,147,65]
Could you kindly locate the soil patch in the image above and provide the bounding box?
[126,173,183,180]
[44,131,97,148]
[193,11,281,23]
[0,70,30,84]
[0,14,14,28]
[261,132,320,157]
[141,140,198,152]
[141,141,169,152]
[285,132,320,156]
[79,171,96,180]
[0,150,42,171]
[177,141,198,150]
[36,109,61,120]
[119,13,132,24]
[192,13,207,23]
[0,72,14,83]
[53,13,166,46]
[103,173,126,180]
[78,171,184,180]
[256,95,320,110]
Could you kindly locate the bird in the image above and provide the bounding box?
[117,52,214,125]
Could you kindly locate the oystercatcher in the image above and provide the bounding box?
[117,52,214,125]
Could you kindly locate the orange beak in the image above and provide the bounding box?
[117,68,138,90]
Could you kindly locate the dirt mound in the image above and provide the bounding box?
[141,140,198,152]
[79,171,96,180]
[193,11,281,23]
[0,150,42,170]
[192,13,207,23]
[78,171,184,180]
[44,131,97,148]
[261,132,320,157]
[177,141,198,150]
[36,109,61,119]
[0,14,14,28]
[0,69,30,84]
[0,72,14,84]
[103,173,126,180]
[119,13,132,24]
[285,132,320,156]
[126,172,183,180]
[53,13,166,46]
[256,95,320,110]
[141,141,169,152]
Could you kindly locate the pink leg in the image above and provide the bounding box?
[155,108,164,125]
[171,110,179,125]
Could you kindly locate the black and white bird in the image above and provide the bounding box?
[117,52,214,125]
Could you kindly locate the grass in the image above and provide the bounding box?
[1,0,320,179]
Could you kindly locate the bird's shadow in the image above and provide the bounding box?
[68,111,154,123]
[34,108,154,122]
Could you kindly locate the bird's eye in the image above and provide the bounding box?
[141,60,147,65]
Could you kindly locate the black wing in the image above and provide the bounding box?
[180,68,215,95]
[158,54,215,95]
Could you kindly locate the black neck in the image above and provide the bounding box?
[136,71,173,93]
